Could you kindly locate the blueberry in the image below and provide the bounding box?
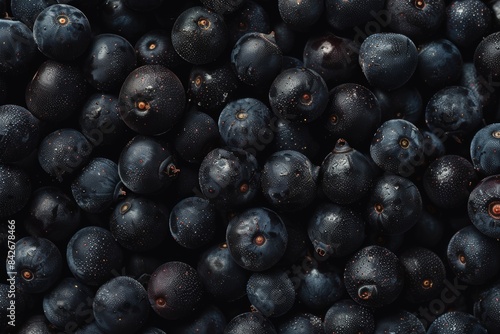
[374,311,426,334]
[474,32,500,82]
[169,196,217,249]
[276,313,323,334]
[323,299,375,334]
[468,174,500,238]
[0,164,31,217]
[344,245,404,308]
[198,147,260,210]
[10,0,56,28]
[370,119,425,177]
[148,261,204,320]
[98,0,151,43]
[218,97,273,152]
[93,276,149,334]
[172,305,227,334]
[226,0,270,44]
[447,225,500,285]
[278,0,324,29]
[0,19,39,75]
[470,123,500,176]
[366,174,423,234]
[110,195,169,252]
[427,311,487,333]
[358,33,418,91]
[320,139,376,205]
[134,29,184,68]
[325,0,385,30]
[374,84,423,124]
[445,0,492,48]
[171,6,228,65]
[123,0,163,11]
[417,39,463,89]
[224,312,277,333]
[226,207,288,271]
[268,118,320,160]
[10,236,63,293]
[307,202,366,259]
[474,283,500,333]
[33,4,92,61]
[197,242,250,302]
[66,226,124,286]
[269,67,328,123]
[118,65,186,135]
[261,150,319,212]
[25,186,81,241]
[199,0,245,14]
[43,277,94,331]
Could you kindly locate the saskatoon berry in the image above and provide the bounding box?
[269,67,328,123]
[307,202,366,259]
[470,123,500,175]
[0,104,40,163]
[198,147,260,210]
[423,155,477,209]
[169,196,217,249]
[119,65,186,135]
[171,6,228,65]
[370,119,424,177]
[32,4,92,61]
[25,186,81,242]
[366,174,423,235]
[93,276,149,334]
[358,32,418,91]
[10,236,63,294]
[118,135,179,195]
[323,299,375,334]
[110,195,169,252]
[197,242,250,302]
[447,225,500,285]
[66,226,124,286]
[246,268,295,317]
[468,174,500,238]
[226,207,288,272]
[343,245,404,308]
[261,150,319,212]
[322,83,381,149]
[320,139,376,205]
[231,32,283,87]
[148,261,204,320]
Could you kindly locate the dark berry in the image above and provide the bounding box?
[468,175,500,239]
[323,299,375,334]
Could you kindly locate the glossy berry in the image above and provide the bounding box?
[320,139,376,205]
[269,118,320,160]
[323,299,375,334]
[374,311,426,334]
[10,237,62,294]
[386,0,445,42]
[370,119,424,177]
[10,0,56,28]
[82,33,137,93]
[172,305,227,333]
[148,261,204,320]
[307,202,366,259]
[38,128,93,182]
[0,165,31,217]
[26,60,88,122]
[198,147,260,210]
[425,86,483,139]
[66,226,124,286]
[399,247,446,303]
[226,207,288,271]
[468,175,500,239]
[427,311,487,334]
[470,123,500,175]
[169,196,217,249]
[325,0,385,30]
[246,269,295,317]
[199,0,245,14]
[303,32,360,86]
[224,312,277,333]
[43,277,94,330]
[269,67,328,123]
[135,29,183,68]
[0,19,38,75]
[261,150,319,212]
[231,32,283,87]
[445,0,492,48]
[171,6,228,65]
[474,283,500,333]
[0,104,40,163]
[358,33,418,91]
[417,39,463,89]
[276,313,323,334]
[118,135,179,195]
[374,85,423,124]
[218,97,272,152]
[447,225,500,285]
[474,32,500,82]
[197,242,250,302]
[366,174,422,235]
[110,195,169,252]
[278,0,324,29]
[32,4,92,61]
[344,245,404,308]
[93,276,149,334]
[119,65,186,135]
[25,186,81,242]
[225,0,270,44]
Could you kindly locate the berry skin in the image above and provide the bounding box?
[427,311,487,334]
[468,175,500,239]
[323,299,375,334]
[470,123,500,176]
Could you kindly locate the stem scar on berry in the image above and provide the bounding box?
[57,15,69,25]
[422,279,433,289]
[21,269,34,281]
[197,18,211,29]
[253,233,266,246]
[415,0,426,8]
[374,203,384,213]
[155,297,166,307]
[136,101,150,111]
[194,75,203,87]
[120,202,131,214]
[300,93,313,105]
[399,137,410,149]
[329,114,338,125]
[488,201,500,219]
[148,43,156,50]
[358,285,377,300]
[459,254,466,264]
[239,182,249,193]
[492,131,500,138]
